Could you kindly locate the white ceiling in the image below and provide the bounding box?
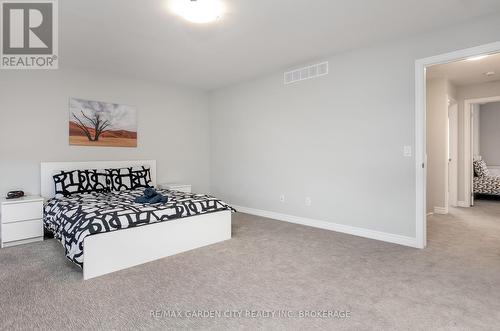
[427,53,500,86]
[60,0,500,90]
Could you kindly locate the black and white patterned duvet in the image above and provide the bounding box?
[474,175,500,195]
[43,189,234,267]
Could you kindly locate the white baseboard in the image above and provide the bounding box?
[433,206,448,214]
[233,205,419,248]
[457,201,469,208]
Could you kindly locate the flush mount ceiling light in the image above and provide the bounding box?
[169,0,224,24]
[465,55,489,62]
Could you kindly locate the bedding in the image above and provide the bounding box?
[473,160,500,196]
[473,159,490,177]
[53,166,152,197]
[44,189,234,267]
[474,175,500,195]
[106,166,152,191]
[53,169,109,197]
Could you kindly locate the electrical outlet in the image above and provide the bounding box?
[305,197,312,207]
[279,194,285,203]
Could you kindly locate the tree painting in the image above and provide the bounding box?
[69,98,137,147]
[72,110,111,141]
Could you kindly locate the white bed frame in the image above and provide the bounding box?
[40,160,231,280]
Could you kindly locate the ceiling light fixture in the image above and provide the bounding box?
[169,0,224,24]
[465,55,489,62]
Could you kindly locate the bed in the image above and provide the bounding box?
[473,159,500,196]
[41,160,233,280]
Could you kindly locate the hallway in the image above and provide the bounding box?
[428,200,500,253]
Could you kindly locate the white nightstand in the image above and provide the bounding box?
[1,196,44,248]
[158,183,192,193]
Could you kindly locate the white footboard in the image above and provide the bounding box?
[83,210,231,280]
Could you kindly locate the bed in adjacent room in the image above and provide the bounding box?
[473,159,500,197]
[41,160,233,280]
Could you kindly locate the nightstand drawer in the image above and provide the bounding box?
[2,219,43,243]
[1,201,43,223]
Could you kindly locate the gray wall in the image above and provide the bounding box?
[0,69,210,196]
[480,101,500,165]
[209,15,500,238]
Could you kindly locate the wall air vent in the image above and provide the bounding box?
[284,61,328,85]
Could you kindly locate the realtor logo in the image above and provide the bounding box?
[1,0,58,69]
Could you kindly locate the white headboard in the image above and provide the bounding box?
[40,160,157,198]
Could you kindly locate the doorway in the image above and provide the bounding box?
[464,96,500,207]
[415,41,500,249]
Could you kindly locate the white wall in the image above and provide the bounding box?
[209,15,500,239]
[479,101,500,165]
[473,106,481,157]
[0,69,210,196]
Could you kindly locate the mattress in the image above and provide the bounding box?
[43,189,234,267]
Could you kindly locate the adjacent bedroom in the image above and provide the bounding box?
[472,101,500,199]
[1,0,500,330]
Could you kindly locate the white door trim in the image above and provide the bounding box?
[448,99,458,207]
[415,41,500,249]
[464,96,500,206]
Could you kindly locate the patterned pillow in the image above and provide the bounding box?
[53,169,109,197]
[131,166,152,189]
[78,169,109,193]
[473,160,489,177]
[106,166,152,191]
[53,170,80,197]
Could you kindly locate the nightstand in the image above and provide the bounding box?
[0,196,44,248]
[158,183,192,193]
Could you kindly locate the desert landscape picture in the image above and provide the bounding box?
[69,98,137,147]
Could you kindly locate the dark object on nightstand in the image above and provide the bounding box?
[6,190,24,199]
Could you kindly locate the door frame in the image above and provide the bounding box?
[464,96,500,207]
[415,41,500,249]
[448,97,458,207]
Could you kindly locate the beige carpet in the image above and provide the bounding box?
[1,201,500,330]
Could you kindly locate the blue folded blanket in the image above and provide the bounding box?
[134,188,168,204]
